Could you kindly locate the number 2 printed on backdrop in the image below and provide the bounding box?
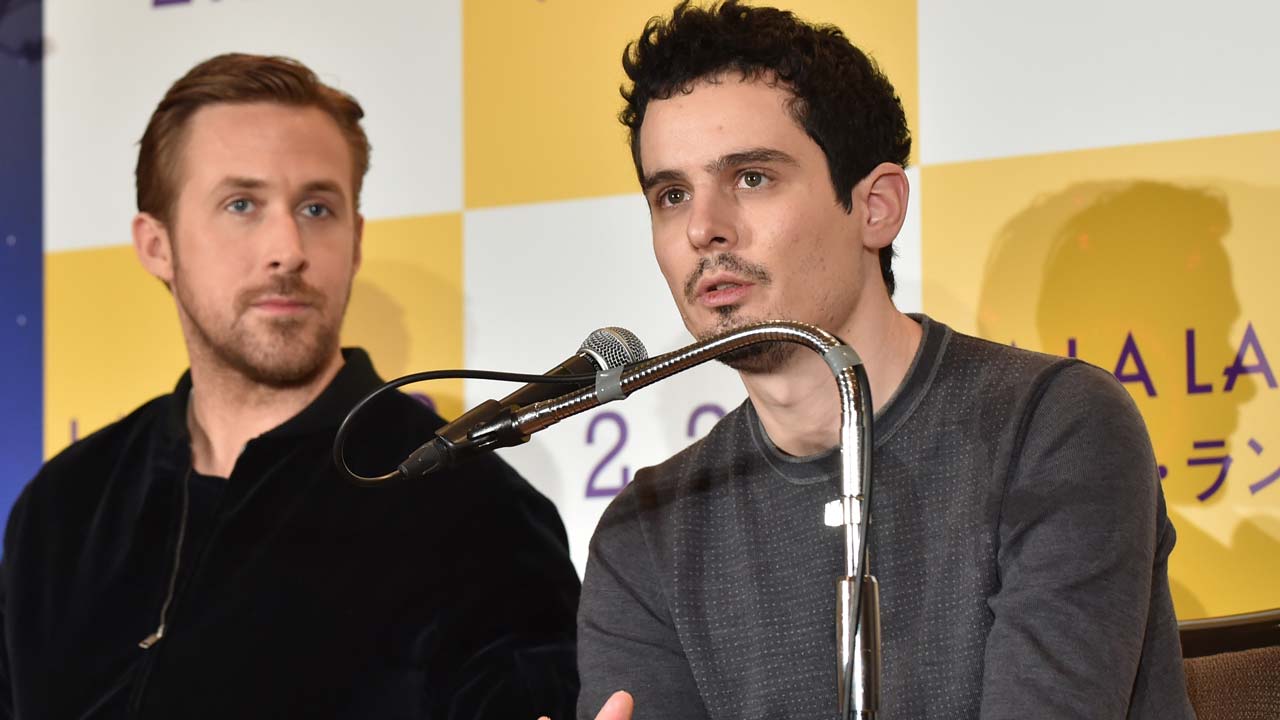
[686,403,726,438]
[583,403,732,499]
[585,411,630,498]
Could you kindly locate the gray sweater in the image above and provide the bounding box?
[578,316,1193,719]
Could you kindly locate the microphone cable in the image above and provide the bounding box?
[333,368,598,485]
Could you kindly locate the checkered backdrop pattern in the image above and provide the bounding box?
[6,0,1278,620]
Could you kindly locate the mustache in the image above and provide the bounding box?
[236,275,327,313]
[682,253,771,303]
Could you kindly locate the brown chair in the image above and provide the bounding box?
[1179,608,1280,720]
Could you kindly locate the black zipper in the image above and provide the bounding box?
[126,464,192,716]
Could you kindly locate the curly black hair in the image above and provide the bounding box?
[621,0,911,295]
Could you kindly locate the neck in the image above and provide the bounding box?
[186,350,345,478]
[742,298,921,458]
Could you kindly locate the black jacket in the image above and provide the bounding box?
[0,349,581,719]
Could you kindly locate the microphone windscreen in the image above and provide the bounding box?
[580,327,648,369]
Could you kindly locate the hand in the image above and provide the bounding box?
[537,690,633,720]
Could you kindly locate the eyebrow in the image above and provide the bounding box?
[707,148,798,174]
[641,169,687,194]
[212,176,347,199]
[299,179,346,197]
[640,147,799,193]
[214,176,268,192]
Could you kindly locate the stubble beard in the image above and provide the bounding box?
[699,304,800,374]
[681,252,798,374]
[174,270,347,389]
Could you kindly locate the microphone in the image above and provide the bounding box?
[398,327,647,478]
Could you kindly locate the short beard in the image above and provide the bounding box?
[682,252,796,373]
[201,311,338,389]
[702,306,799,375]
[175,270,344,389]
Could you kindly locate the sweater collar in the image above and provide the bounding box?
[746,314,951,484]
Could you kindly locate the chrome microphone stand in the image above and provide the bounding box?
[512,320,880,719]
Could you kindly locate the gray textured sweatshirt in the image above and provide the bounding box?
[578,315,1193,719]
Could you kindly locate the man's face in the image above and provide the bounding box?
[638,75,869,372]
[162,102,361,387]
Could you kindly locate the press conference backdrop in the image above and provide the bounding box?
[1,0,1277,621]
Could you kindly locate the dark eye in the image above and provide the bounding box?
[740,172,766,188]
[662,189,688,207]
[303,203,330,218]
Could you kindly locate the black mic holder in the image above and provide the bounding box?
[397,400,528,478]
[513,320,880,719]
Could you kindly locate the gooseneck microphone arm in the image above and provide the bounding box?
[511,320,879,719]
[334,327,648,485]
[334,320,879,718]
[332,368,599,486]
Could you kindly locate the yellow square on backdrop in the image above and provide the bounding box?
[464,0,918,210]
[922,130,1280,619]
[44,246,189,459]
[345,213,466,421]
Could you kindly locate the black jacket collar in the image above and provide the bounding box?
[160,348,384,446]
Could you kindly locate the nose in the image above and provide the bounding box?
[264,209,308,275]
[686,190,738,251]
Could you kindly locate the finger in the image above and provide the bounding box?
[597,690,635,720]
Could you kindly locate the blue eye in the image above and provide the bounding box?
[228,198,254,213]
[303,203,331,218]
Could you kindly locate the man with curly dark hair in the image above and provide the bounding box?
[573,3,1193,718]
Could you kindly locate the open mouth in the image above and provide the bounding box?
[697,276,753,307]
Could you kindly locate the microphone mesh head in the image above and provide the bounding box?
[579,327,648,369]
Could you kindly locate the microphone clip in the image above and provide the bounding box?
[398,400,530,479]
